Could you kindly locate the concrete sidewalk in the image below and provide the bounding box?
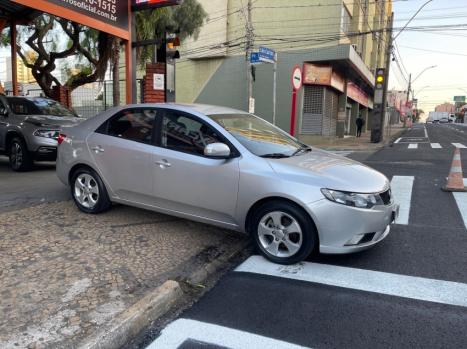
[310,124,406,151]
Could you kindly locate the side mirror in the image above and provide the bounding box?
[204,142,231,159]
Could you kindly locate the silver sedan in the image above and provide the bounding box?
[56,104,399,265]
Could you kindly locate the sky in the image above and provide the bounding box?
[389,0,467,112]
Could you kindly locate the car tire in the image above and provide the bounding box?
[71,167,111,214]
[251,201,318,265]
[9,137,33,172]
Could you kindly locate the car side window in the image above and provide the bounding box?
[162,112,223,156]
[105,109,157,144]
[8,100,33,115]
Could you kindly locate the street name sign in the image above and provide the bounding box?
[258,46,276,64]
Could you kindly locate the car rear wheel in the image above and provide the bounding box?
[71,168,111,214]
[9,137,32,172]
[251,201,317,265]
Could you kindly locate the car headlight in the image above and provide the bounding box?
[321,189,383,209]
[34,130,60,139]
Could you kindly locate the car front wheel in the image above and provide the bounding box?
[9,137,32,172]
[251,201,317,265]
[71,168,111,214]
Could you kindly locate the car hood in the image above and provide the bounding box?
[267,149,389,193]
[24,115,85,128]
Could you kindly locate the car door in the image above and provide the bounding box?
[87,108,159,205]
[151,109,241,226]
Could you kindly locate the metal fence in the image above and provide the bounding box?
[3,79,144,119]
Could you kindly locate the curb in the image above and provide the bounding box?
[77,238,251,349]
[187,239,251,286]
[78,280,183,349]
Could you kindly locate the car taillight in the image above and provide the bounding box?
[57,133,67,145]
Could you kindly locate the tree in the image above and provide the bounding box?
[0,0,207,103]
[8,15,113,98]
[110,0,207,105]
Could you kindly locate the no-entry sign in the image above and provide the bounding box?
[290,65,303,136]
[292,66,303,91]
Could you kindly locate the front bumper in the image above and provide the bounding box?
[30,136,58,161]
[307,199,399,254]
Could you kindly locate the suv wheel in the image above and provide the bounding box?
[71,168,111,214]
[251,201,317,265]
[9,137,33,171]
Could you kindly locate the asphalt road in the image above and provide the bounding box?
[141,123,467,349]
[0,156,69,213]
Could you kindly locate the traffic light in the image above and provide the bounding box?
[166,35,181,60]
[375,68,385,90]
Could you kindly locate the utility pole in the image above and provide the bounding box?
[245,0,254,112]
[406,73,412,104]
[381,12,394,138]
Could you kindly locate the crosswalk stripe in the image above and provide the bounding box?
[391,176,414,225]
[235,256,467,308]
[408,144,418,149]
[453,193,467,230]
[146,318,309,349]
[452,143,467,149]
[430,143,442,148]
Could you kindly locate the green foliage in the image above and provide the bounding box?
[135,0,207,67]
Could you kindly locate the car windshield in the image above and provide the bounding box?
[209,113,307,157]
[30,98,75,117]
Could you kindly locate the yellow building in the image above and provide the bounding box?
[7,51,37,84]
[177,0,393,140]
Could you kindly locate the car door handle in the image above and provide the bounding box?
[91,146,105,153]
[155,159,171,168]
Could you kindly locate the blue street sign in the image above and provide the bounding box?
[250,52,261,64]
[259,46,276,63]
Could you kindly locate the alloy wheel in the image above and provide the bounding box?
[74,173,100,209]
[258,211,303,258]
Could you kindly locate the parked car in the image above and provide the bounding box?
[57,104,399,264]
[0,95,83,171]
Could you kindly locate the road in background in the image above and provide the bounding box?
[0,157,69,213]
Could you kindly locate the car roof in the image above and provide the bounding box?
[155,103,247,116]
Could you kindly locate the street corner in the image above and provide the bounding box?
[0,201,249,349]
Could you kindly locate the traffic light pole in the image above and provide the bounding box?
[371,12,393,143]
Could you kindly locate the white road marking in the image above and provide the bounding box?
[424,126,429,139]
[146,319,309,349]
[452,143,467,149]
[453,193,467,230]
[395,137,401,144]
[236,256,467,308]
[408,144,418,149]
[391,176,414,225]
[430,143,442,149]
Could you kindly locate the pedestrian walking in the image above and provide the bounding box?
[356,115,365,138]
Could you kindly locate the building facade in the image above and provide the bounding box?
[176,0,393,142]
[435,103,456,113]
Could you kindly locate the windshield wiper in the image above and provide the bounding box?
[260,153,291,159]
[292,146,312,156]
